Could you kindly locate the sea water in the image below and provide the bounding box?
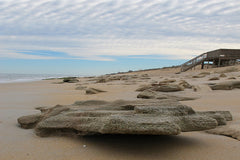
[0,73,80,84]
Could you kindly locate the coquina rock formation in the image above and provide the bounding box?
[18,99,232,137]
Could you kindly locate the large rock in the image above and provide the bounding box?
[17,99,232,137]
[209,81,240,90]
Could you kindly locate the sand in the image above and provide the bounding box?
[1,65,240,160]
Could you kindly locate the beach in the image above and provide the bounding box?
[1,66,240,160]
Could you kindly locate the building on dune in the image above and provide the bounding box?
[181,49,240,72]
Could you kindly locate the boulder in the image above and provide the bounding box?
[18,99,232,137]
[209,81,240,90]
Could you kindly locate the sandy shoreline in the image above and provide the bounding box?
[1,66,240,160]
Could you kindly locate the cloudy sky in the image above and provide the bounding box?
[0,0,240,74]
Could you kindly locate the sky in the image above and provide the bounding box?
[0,0,240,75]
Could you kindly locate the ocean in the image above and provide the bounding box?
[0,73,81,84]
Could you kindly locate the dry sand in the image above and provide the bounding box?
[1,65,240,160]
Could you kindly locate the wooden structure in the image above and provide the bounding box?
[181,49,240,72]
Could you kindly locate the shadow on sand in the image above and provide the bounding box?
[79,134,205,156]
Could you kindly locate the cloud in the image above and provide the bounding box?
[0,0,240,60]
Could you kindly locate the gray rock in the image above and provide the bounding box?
[18,99,232,137]
[137,90,158,99]
[209,81,240,90]
[17,114,42,129]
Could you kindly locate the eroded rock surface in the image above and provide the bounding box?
[18,99,232,137]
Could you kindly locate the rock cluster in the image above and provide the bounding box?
[137,79,191,93]
[18,99,232,137]
[136,79,194,100]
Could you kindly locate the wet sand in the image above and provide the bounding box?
[1,66,240,160]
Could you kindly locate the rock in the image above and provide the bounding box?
[196,111,232,125]
[18,99,231,137]
[137,90,157,99]
[206,120,240,140]
[86,88,106,94]
[178,80,192,89]
[136,84,152,92]
[137,90,197,101]
[166,95,197,101]
[209,81,240,90]
[228,77,236,80]
[219,73,227,78]
[62,77,79,83]
[209,77,220,81]
[153,84,184,92]
[193,85,212,92]
[17,114,42,129]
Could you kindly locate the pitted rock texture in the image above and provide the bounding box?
[17,99,232,137]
